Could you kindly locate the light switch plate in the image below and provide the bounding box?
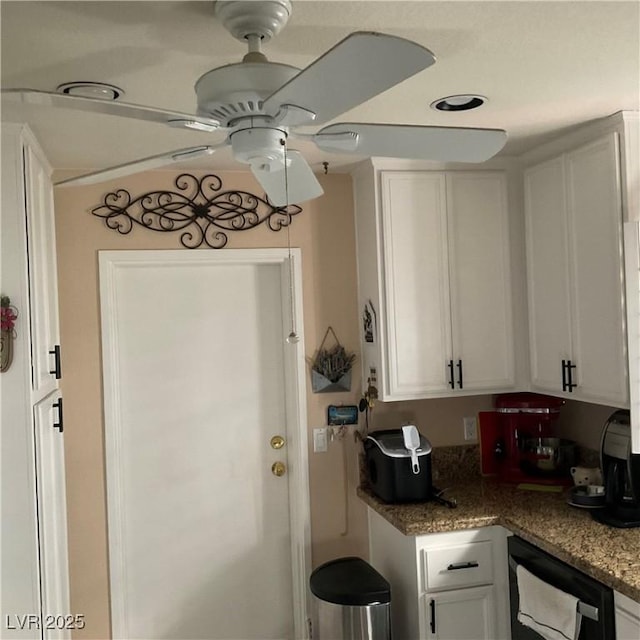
[463,416,478,441]
[313,427,328,452]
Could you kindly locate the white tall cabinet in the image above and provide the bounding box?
[1,123,70,639]
[524,131,628,407]
[354,162,516,401]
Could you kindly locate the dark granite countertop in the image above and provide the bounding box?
[358,479,640,602]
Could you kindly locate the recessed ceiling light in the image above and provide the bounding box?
[431,94,486,112]
[56,82,124,101]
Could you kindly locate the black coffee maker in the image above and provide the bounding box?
[592,410,640,528]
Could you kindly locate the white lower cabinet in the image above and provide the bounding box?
[368,509,510,640]
[33,391,71,639]
[615,590,640,640]
[422,586,496,639]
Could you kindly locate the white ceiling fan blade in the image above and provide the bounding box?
[2,89,221,131]
[263,32,435,126]
[314,123,508,163]
[55,146,219,187]
[251,151,324,206]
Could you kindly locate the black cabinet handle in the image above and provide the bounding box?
[456,359,463,389]
[429,598,436,634]
[561,359,567,391]
[567,360,577,391]
[447,360,455,389]
[53,397,63,433]
[447,561,479,571]
[49,345,62,379]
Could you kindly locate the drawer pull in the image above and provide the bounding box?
[429,598,436,633]
[49,344,62,379]
[446,561,479,571]
[53,397,64,433]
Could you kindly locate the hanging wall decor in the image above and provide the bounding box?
[1,295,18,373]
[91,173,303,249]
[310,326,356,393]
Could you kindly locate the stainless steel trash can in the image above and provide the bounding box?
[310,556,391,640]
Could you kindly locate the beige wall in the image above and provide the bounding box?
[557,399,619,451]
[54,169,495,638]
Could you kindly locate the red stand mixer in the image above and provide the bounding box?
[479,393,575,485]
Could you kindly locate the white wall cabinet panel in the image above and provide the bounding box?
[524,156,573,391]
[447,173,514,391]
[524,133,628,406]
[381,172,451,395]
[1,125,42,640]
[355,164,515,401]
[566,136,627,405]
[0,123,69,639]
[24,143,61,401]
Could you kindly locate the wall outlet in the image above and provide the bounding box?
[463,416,478,441]
[313,427,328,453]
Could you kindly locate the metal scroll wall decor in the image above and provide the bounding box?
[91,173,303,249]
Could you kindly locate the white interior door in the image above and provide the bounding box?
[100,250,309,640]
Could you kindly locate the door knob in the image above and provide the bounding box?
[272,461,286,477]
[270,435,285,450]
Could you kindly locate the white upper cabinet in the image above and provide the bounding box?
[2,124,61,401]
[24,141,61,400]
[446,173,514,392]
[525,133,628,406]
[354,163,515,401]
[381,172,452,396]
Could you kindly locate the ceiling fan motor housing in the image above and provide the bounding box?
[195,61,300,126]
[230,125,288,172]
[214,0,292,43]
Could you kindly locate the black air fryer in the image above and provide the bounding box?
[364,428,433,503]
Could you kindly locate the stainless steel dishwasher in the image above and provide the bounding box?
[508,536,615,639]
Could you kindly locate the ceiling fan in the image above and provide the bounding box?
[2,0,507,206]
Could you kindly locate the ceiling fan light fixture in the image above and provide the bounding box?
[56,81,124,101]
[431,94,486,112]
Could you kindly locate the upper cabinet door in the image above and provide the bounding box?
[447,173,514,391]
[380,172,453,397]
[24,141,61,400]
[524,157,573,392]
[566,134,627,406]
[524,133,628,407]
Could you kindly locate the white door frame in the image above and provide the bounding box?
[99,248,311,639]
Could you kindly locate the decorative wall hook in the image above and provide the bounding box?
[91,173,303,249]
[1,295,18,373]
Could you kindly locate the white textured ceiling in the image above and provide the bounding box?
[1,0,639,176]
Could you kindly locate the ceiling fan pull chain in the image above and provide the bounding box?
[283,139,300,345]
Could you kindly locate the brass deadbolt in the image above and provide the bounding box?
[272,461,286,477]
[270,435,285,450]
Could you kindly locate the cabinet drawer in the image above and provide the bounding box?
[422,541,494,591]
